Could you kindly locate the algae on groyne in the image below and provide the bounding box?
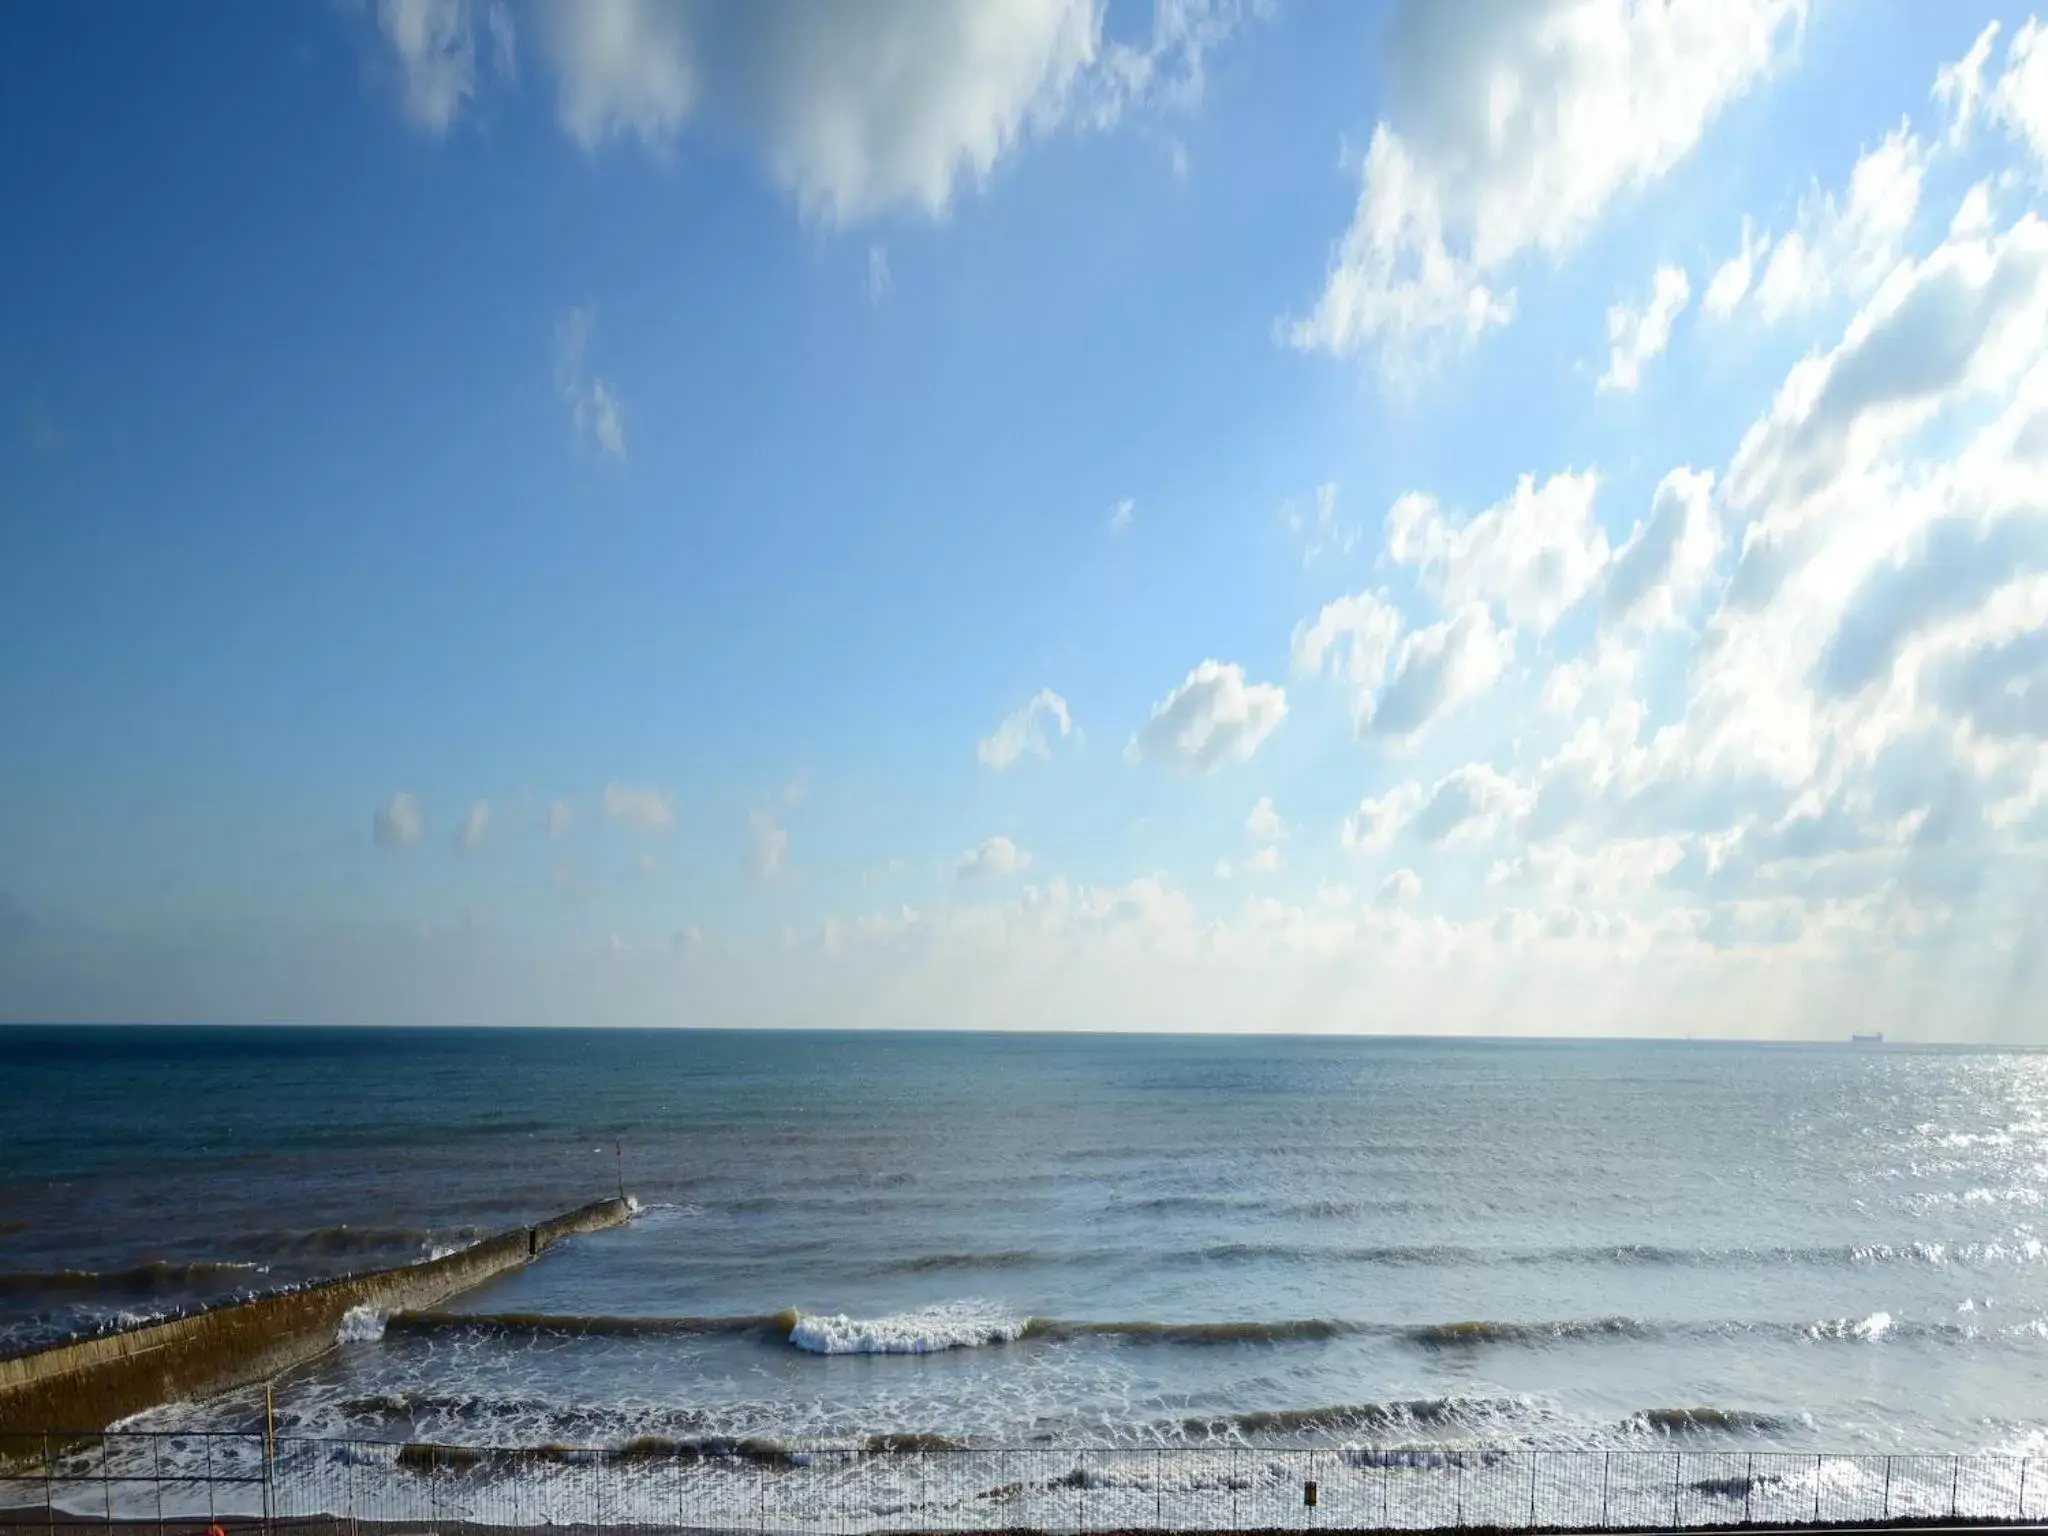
[0,1196,633,1440]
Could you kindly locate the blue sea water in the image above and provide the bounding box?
[7,1026,2048,1463]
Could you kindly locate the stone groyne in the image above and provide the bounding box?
[0,1196,633,1441]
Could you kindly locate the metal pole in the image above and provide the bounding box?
[1881,1455,1891,1521]
[1529,1452,1538,1529]
[1157,1445,1163,1531]
[2021,1456,2029,1520]
[1745,1453,1754,1525]
[1814,1454,1822,1524]
[1671,1452,1680,1529]
[1457,1451,1465,1528]
[1600,1450,1610,1528]
[1951,1455,1961,1519]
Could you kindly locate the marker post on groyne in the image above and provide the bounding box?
[0,1195,634,1450]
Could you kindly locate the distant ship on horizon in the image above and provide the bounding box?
[1852,1030,1885,1044]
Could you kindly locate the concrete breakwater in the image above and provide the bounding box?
[0,1196,632,1442]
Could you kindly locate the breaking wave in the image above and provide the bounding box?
[0,1260,266,1298]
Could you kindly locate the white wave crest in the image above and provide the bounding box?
[336,1305,387,1344]
[789,1301,1026,1355]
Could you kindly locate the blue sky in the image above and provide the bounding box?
[4,0,2048,1037]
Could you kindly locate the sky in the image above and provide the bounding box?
[3,0,2048,1038]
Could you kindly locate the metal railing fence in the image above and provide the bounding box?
[4,1433,2044,1534]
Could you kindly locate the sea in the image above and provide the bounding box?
[5,1026,2048,1525]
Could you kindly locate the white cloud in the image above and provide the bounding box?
[1282,482,1357,563]
[1387,471,1608,633]
[1726,213,2048,519]
[1375,867,1423,908]
[603,783,675,836]
[373,791,423,850]
[1989,19,2048,179]
[532,0,1253,225]
[866,243,891,305]
[1246,796,1286,845]
[1127,661,1287,772]
[1216,843,1282,880]
[1341,781,1423,855]
[377,0,513,133]
[1108,497,1136,535]
[1415,763,1529,845]
[1364,604,1515,742]
[1703,216,1767,318]
[546,800,574,838]
[1287,0,1803,367]
[1599,264,1690,392]
[555,307,626,461]
[455,799,491,853]
[977,688,1074,769]
[957,834,1032,879]
[1292,589,1403,692]
[537,0,696,151]
[1933,20,2001,150]
[1603,466,1722,630]
[749,809,789,879]
[1750,122,1926,323]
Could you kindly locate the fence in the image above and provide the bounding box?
[3,1434,2045,1535]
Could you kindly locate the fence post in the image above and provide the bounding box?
[1529,1451,1538,1529]
[1951,1456,1961,1519]
[1881,1455,1891,1520]
[1600,1449,1610,1528]
[1745,1452,1754,1525]
[1457,1450,1465,1528]
[2021,1457,2029,1520]
[1813,1454,1822,1523]
[1157,1445,1164,1531]
[1671,1452,1681,1529]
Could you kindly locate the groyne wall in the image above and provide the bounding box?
[0,1196,632,1441]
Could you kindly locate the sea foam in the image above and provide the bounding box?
[787,1301,1026,1355]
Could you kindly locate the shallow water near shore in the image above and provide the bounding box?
[8,1027,2048,1468]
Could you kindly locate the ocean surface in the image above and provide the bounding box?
[7,1025,2048,1474]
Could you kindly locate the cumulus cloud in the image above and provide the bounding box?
[1934,21,2001,150]
[1341,782,1424,855]
[1748,122,1926,323]
[1603,467,1722,630]
[1387,471,1608,632]
[377,0,514,132]
[1362,604,1514,742]
[1292,589,1403,693]
[978,688,1075,769]
[1598,265,1690,391]
[1375,867,1423,908]
[1726,213,2048,518]
[1942,18,2048,177]
[1128,661,1286,772]
[528,0,1252,224]
[546,800,574,838]
[1246,796,1286,845]
[1414,763,1528,845]
[1287,0,1803,367]
[603,783,675,836]
[556,307,626,461]
[373,791,423,850]
[1108,497,1135,535]
[957,835,1031,879]
[749,809,789,879]
[1703,216,1767,318]
[1988,20,2048,178]
[455,799,491,853]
